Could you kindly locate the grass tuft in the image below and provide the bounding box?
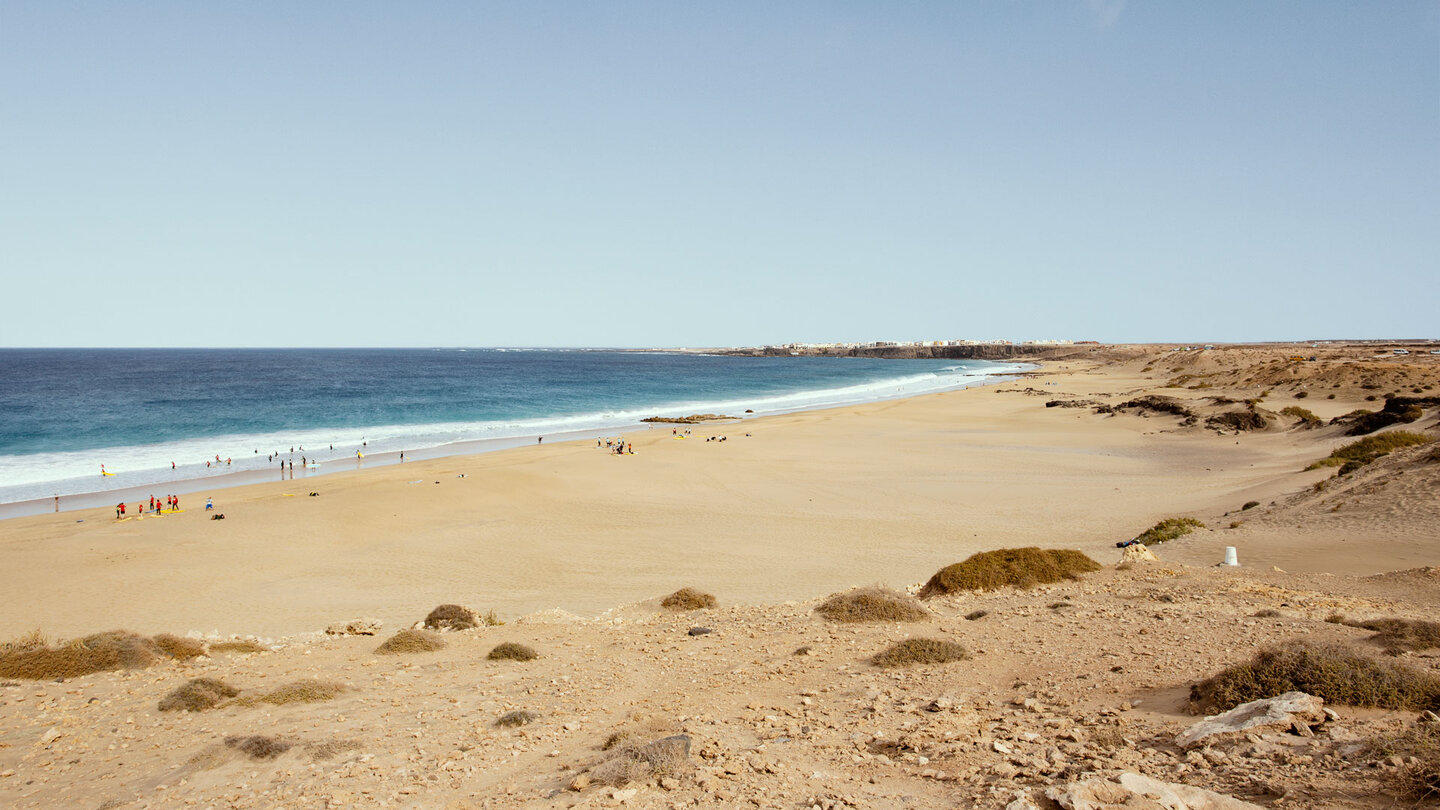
[374,629,445,655]
[495,710,538,728]
[209,641,267,654]
[233,679,347,707]
[870,638,970,668]
[661,587,717,611]
[1334,617,1440,655]
[0,630,164,680]
[814,587,929,623]
[225,734,291,760]
[1307,431,1432,472]
[487,642,538,661]
[1364,723,1440,802]
[917,547,1100,599]
[1131,517,1205,546]
[1280,406,1322,426]
[151,633,207,660]
[423,604,477,631]
[158,677,240,712]
[1189,640,1440,714]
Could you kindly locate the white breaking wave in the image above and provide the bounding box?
[0,362,1029,504]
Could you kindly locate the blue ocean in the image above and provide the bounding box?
[0,349,1023,506]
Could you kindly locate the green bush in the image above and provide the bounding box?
[1131,517,1205,545]
[1307,431,1431,471]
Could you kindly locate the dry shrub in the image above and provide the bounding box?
[917,548,1100,598]
[1350,618,1440,655]
[225,734,291,760]
[158,677,240,712]
[592,733,692,786]
[0,630,163,680]
[814,587,928,623]
[870,638,970,668]
[1189,641,1440,714]
[305,738,363,761]
[152,633,206,660]
[487,642,538,661]
[374,629,445,655]
[661,587,716,611]
[423,604,477,631]
[495,710,538,728]
[233,679,347,707]
[209,641,267,654]
[1,629,48,654]
[590,753,654,787]
[1207,411,1269,431]
[1364,723,1440,802]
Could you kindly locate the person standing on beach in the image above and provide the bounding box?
[399,452,404,462]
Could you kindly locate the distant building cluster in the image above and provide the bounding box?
[756,338,1078,351]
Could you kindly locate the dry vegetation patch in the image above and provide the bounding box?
[1189,641,1440,713]
[423,604,477,631]
[917,547,1100,598]
[495,710,538,728]
[1333,617,1440,655]
[814,587,929,623]
[157,677,240,712]
[209,640,267,654]
[591,733,692,787]
[233,679,347,707]
[487,642,538,661]
[1364,723,1440,803]
[375,629,445,655]
[151,633,207,660]
[0,630,180,680]
[224,735,291,760]
[870,638,970,668]
[661,587,717,610]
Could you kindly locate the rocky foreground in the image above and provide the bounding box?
[2,561,1439,809]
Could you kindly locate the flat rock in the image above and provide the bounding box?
[325,618,382,636]
[639,734,692,766]
[1047,771,1263,809]
[1176,691,1325,749]
[687,627,713,636]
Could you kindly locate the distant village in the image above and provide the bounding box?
[753,338,1090,354]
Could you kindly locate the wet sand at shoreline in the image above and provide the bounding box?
[4,351,1432,640]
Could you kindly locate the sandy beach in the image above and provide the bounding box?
[2,344,1438,809]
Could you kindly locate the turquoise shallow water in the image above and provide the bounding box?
[0,348,1022,504]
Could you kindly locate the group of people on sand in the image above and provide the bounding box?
[116,494,182,519]
[598,438,634,455]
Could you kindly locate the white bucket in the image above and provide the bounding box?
[1223,546,1239,567]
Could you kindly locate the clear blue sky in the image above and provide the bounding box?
[2,2,1436,347]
